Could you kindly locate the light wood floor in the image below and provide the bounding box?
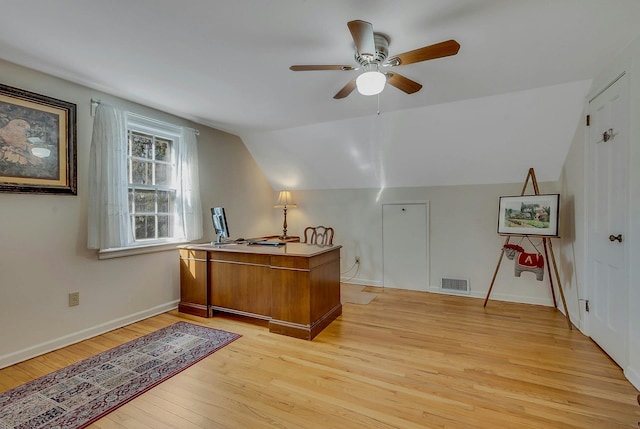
[2,288,639,428]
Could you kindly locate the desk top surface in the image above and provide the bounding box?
[181,242,341,257]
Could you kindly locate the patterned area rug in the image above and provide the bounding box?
[0,322,240,429]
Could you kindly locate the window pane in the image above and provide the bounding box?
[157,215,170,238]
[134,190,156,213]
[126,119,182,244]
[135,215,156,240]
[157,190,170,212]
[155,138,172,162]
[155,163,172,186]
[131,132,153,159]
[131,160,152,185]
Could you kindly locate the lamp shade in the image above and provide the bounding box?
[274,190,297,208]
[356,70,386,96]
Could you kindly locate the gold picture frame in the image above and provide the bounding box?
[0,84,77,194]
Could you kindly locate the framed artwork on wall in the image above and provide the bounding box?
[497,194,560,237]
[0,83,77,195]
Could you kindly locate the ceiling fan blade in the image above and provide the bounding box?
[347,20,376,57]
[386,72,422,94]
[290,65,355,71]
[386,40,460,66]
[333,79,357,99]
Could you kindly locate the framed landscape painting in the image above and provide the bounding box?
[0,83,77,194]
[497,194,560,237]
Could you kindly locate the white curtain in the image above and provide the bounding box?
[178,128,203,240]
[87,104,132,249]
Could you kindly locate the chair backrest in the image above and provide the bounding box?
[303,226,334,245]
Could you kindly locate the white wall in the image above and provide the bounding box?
[0,59,275,368]
[558,34,640,390]
[556,121,587,331]
[283,180,561,306]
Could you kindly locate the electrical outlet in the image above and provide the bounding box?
[355,256,360,264]
[68,292,80,307]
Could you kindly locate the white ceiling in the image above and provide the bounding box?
[2,1,640,189]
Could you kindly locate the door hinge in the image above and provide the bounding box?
[579,298,589,312]
[586,114,590,126]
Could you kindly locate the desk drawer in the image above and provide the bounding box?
[209,251,270,266]
[179,249,207,261]
[270,255,309,270]
[271,248,339,270]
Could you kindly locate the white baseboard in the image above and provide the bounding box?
[339,281,560,307]
[624,365,640,391]
[340,277,382,287]
[468,290,555,307]
[423,285,554,306]
[0,300,179,369]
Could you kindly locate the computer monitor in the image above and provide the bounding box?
[211,207,230,244]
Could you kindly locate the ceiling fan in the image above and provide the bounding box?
[290,20,460,99]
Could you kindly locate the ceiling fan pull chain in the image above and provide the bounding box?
[377,93,381,115]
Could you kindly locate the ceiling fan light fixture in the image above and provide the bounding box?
[356,70,386,96]
[290,20,459,99]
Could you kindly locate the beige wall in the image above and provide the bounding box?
[5,45,636,389]
[284,180,560,306]
[0,59,275,367]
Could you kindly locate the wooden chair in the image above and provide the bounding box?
[303,226,334,245]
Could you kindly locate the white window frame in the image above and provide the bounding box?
[128,122,179,243]
[98,114,188,259]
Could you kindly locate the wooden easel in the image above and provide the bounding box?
[483,168,572,329]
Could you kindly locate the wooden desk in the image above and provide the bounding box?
[179,242,342,340]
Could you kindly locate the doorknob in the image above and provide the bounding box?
[609,234,623,243]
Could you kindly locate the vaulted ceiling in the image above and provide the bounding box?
[2,1,639,189]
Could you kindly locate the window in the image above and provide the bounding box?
[88,104,202,254]
[127,128,177,242]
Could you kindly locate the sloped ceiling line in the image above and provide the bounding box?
[241,80,593,190]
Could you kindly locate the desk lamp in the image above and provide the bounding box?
[274,190,296,239]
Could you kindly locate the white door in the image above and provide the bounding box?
[587,74,629,367]
[382,203,429,291]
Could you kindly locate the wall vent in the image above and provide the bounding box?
[441,278,470,294]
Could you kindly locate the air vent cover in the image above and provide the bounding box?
[441,278,470,294]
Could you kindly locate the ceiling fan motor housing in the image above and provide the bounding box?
[355,33,389,66]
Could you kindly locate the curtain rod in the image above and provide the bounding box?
[90,98,200,136]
